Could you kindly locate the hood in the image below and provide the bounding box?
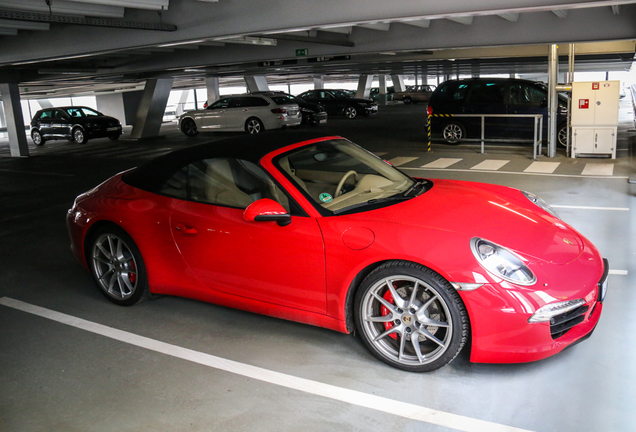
[354,179,584,265]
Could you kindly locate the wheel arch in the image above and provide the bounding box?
[343,258,472,337]
[83,220,129,264]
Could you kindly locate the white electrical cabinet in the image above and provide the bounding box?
[571,80,620,158]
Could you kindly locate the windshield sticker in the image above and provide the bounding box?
[319,193,333,203]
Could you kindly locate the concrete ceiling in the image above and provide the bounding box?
[0,0,635,98]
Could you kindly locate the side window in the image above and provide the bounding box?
[209,98,230,109]
[469,82,504,104]
[38,110,53,120]
[453,84,469,101]
[66,108,83,118]
[53,110,67,120]
[510,84,547,106]
[300,92,316,101]
[245,97,269,107]
[159,158,289,211]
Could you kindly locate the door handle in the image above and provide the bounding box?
[174,223,198,236]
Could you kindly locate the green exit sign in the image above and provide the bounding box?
[296,48,308,57]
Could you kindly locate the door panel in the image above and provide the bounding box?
[170,201,327,313]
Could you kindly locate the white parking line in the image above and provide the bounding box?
[421,158,462,169]
[0,296,534,432]
[389,156,419,167]
[609,269,628,275]
[552,205,629,211]
[470,160,510,171]
[582,164,614,176]
[524,162,560,174]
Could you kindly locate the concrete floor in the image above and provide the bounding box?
[1,102,636,432]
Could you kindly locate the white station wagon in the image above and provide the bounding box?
[179,94,302,136]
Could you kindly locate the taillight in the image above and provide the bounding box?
[427,105,433,116]
[271,108,286,114]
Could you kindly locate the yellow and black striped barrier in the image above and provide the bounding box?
[426,113,454,152]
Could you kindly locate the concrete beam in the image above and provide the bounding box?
[313,75,324,89]
[206,76,220,104]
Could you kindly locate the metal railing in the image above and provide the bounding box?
[428,113,544,160]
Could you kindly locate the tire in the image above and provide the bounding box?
[354,261,469,372]
[442,121,466,144]
[108,134,121,141]
[181,118,198,137]
[73,127,88,144]
[245,117,264,134]
[31,129,45,146]
[88,225,149,306]
[557,124,568,147]
[403,97,412,105]
[344,106,358,119]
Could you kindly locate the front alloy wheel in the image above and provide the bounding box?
[181,118,198,137]
[90,226,149,306]
[558,125,569,147]
[355,262,468,372]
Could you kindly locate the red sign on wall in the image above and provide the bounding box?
[579,99,589,109]
[592,82,600,90]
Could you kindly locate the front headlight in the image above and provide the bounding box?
[522,190,559,218]
[528,299,585,323]
[470,238,536,286]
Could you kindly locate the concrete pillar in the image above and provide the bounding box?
[176,90,189,117]
[378,75,388,105]
[206,76,220,105]
[313,75,324,89]
[130,78,173,139]
[245,75,269,93]
[391,75,406,93]
[0,83,29,157]
[37,99,53,109]
[547,44,558,158]
[356,74,373,99]
[0,100,6,139]
[96,93,126,123]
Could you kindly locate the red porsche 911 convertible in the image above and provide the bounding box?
[67,133,608,372]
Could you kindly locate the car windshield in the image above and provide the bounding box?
[277,139,423,214]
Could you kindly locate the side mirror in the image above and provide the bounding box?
[244,198,291,227]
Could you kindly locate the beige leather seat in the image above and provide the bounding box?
[279,157,308,192]
[205,159,252,208]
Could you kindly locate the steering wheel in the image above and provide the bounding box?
[335,170,358,197]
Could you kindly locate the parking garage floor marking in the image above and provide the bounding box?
[581,163,615,176]
[389,156,419,166]
[551,205,629,211]
[524,162,560,174]
[470,160,510,171]
[421,158,463,169]
[609,269,628,275]
[0,296,534,432]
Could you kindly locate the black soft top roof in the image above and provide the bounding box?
[122,132,339,192]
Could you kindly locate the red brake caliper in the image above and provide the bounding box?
[381,290,398,340]
[129,260,137,284]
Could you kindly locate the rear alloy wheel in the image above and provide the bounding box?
[31,129,45,146]
[403,97,412,105]
[344,106,358,119]
[181,118,198,137]
[108,134,121,141]
[73,127,88,144]
[354,262,468,372]
[442,121,466,144]
[89,226,149,306]
[245,117,264,134]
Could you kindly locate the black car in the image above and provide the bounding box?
[296,89,378,119]
[428,78,568,146]
[253,92,327,125]
[30,106,122,146]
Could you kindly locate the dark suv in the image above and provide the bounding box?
[427,78,568,146]
[30,106,122,145]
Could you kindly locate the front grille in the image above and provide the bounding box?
[550,305,589,339]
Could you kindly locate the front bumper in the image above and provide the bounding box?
[460,259,607,364]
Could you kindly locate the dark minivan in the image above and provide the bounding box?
[427,78,568,146]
